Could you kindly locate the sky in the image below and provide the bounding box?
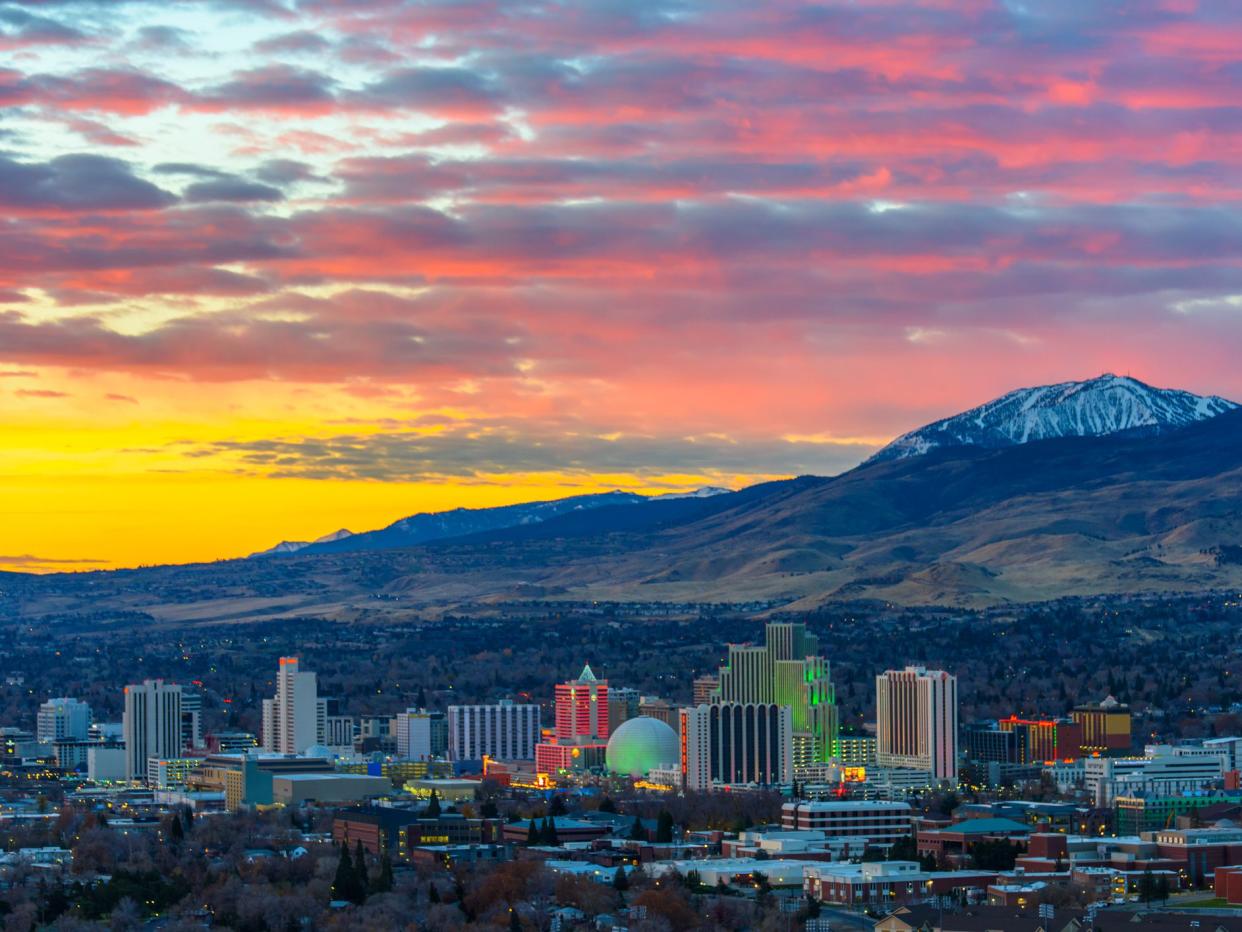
[3,0,1242,571]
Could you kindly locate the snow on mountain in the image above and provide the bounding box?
[247,528,353,558]
[868,374,1238,464]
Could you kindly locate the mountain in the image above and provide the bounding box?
[270,487,731,557]
[248,528,354,558]
[7,380,1242,622]
[868,374,1237,463]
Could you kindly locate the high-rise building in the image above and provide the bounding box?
[607,688,640,736]
[324,716,356,754]
[693,675,719,706]
[122,679,183,782]
[875,666,958,782]
[37,698,91,744]
[1071,696,1132,756]
[395,709,446,760]
[535,664,610,776]
[180,690,203,751]
[262,657,320,755]
[716,622,838,769]
[679,703,792,790]
[555,664,609,740]
[448,700,540,761]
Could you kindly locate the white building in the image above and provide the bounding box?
[875,666,958,782]
[680,703,792,791]
[324,715,355,755]
[37,698,91,744]
[394,709,445,760]
[1086,751,1225,805]
[87,745,126,783]
[447,701,540,762]
[123,679,182,782]
[781,799,914,845]
[261,658,321,755]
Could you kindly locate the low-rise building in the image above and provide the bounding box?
[803,861,997,907]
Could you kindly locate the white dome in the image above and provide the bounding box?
[605,717,679,777]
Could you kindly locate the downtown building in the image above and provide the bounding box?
[447,700,540,762]
[715,621,838,771]
[535,664,609,776]
[875,666,959,783]
[679,702,793,790]
[261,657,325,755]
[122,679,183,782]
[394,709,447,760]
[37,698,91,744]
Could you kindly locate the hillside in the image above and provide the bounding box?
[4,408,1242,624]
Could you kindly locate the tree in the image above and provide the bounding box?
[599,796,617,814]
[613,867,629,891]
[426,789,442,818]
[804,894,821,918]
[1138,869,1155,906]
[417,687,427,708]
[655,809,674,843]
[371,852,394,894]
[168,813,184,843]
[355,840,370,894]
[509,906,522,932]
[526,819,539,846]
[545,816,560,846]
[628,817,646,841]
[332,843,366,905]
[549,795,567,816]
[480,799,499,819]
[428,883,441,904]
[1155,874,1170,904]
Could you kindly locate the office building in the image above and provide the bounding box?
[395,709,446,760]
[1086,750,1225,805]
[447,700,540,762]
[324,715,355,754]
[37,698,91,744]
[148,756,203,789]
[875,666,958,782]
[261,657,320,755]
[997,716,1083,763]
[180,690,203,751]
[693,675,719,706]
[206,731,258,754]
[606,688,640,736]
[781,800,914,845]
[679,702,792,790]
[1072,696,1131,756]
[123,679,183,782]
[837,734,878,766]
[716,622,838,768]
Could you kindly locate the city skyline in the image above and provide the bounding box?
[5,1,1242,569]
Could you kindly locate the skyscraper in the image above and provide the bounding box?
[122,679,182,782]
[607,687,640,736]
[37,697,91,744]
[716,622,837,769]
[262,657,320,755]
[448,700,540,762]
[394,709,447,760]
[679,703,792,790]
[875,666,958,782]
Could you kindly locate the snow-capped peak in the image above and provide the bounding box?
[868,373,1237,463]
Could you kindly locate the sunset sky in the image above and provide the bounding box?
[3,0,1242,571]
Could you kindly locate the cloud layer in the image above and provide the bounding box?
[3,0,1242,496]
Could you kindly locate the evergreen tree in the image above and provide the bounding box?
[545,816,560,846]
[549,795,567,816]
[655,809,674,843]
[426,789,441,818]
[628,816,646,841]
[332,843,365,904]
[1155,874,1170,904]
[428,883,440,904]
[526,819,539,846]
[804,894,821,918]
[355,841,370,895]
[416,687,427,708]
[1139,869,1155,905]
[480,799,499,819]
[371,852,394,894]
[599,796,617,814]
[509,907,522,932]
[613,866,629,891]
[168,814,184,843]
